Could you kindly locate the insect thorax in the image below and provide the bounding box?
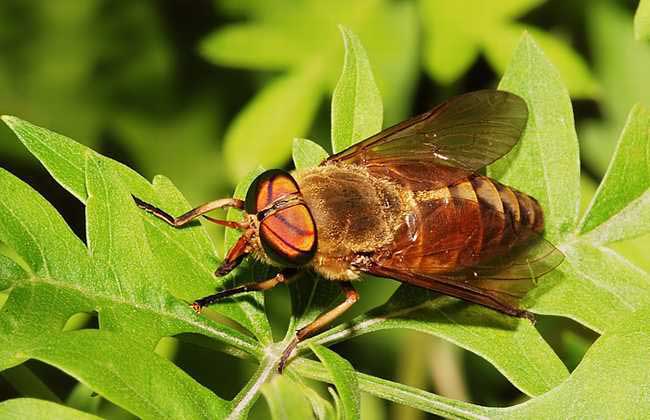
[294,163,406,278]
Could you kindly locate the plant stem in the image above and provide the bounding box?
[291,358,495,420]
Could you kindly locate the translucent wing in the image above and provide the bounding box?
[325,90,528,184]
[359,196,563,317]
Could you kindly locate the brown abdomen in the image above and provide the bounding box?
[467,175,544,260]
[387,174,545,272]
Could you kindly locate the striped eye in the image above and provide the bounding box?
[246,169,317,266]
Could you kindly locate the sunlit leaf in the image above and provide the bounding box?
[310,286,568,397]
[0,398,101,420]
[582,2,650,175]
[418,0,598,98]
[292,138,329,170]
[490,32,580,242]
[580,104,650,242]
[635,0,650,41]
[262,376,316,420]
[310,344,360,420]
[223,64,324,181]
[1,116,270,339]
[331,25,383,153]
[497,308,650,417]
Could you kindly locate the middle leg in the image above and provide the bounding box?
[278,281,359,373]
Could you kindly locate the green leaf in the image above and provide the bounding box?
[310,344,360,420]
[331,25,383,153]
[0,167,235,417]
[635,0,650,41]
[310,286,568,397]
[223,64,324,181]
[292,376,337,420]
[418,0,598,98]
[0,365,61,403]
[497,308,650,417]
[580,104,650,242]
[483,26,600,99]
[1,115,148,203]
[487,34,650,334]
[0,398,102,420]
[293,358,492,419]
[526,244,650,333]
[292,138,329,170]
[0,254,27,291]
[489,32,580,243]
[200,24,304,70]
[261,376,316,420]
[582,2,650,175]
[202,0,418,172]
[1,115,269,341]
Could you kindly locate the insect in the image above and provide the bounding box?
[133,89,564,372]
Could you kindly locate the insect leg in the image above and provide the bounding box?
[278,281,359,373]
[133,196,245,227]
[191,269,298,313]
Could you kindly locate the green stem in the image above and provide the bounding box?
[228,350,281,419]
[291,358,495,420]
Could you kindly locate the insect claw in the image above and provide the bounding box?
[277,339,299,374]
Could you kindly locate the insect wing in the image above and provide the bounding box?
[361,196,563,315]
[325,90,528,186]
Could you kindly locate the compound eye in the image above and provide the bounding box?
[245,169,299,214]
[259,203,317,266]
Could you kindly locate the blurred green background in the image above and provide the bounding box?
[0,0,648,418]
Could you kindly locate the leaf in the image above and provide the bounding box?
[418,0,598,98]
[0,365,61,403]
[223,64,324,181]
[202,0,419,173]
[112,101,227,204]
[526,244,650,333]
[580,104,650,242]
[636,0,650,41]
[0,166,236,417]
[199,24,303,70]
[0,398,102,420]
[331,25,383,153]
[261,376,316,420]
[1,115,269,341]
[0,254,26,291]
[310,285,568,397]
[293,358,493,419]
[292,376,337,420]
[293,138,329,170]
[483,26,600,99]
[484,34,650,334]
[310,344,360,420]
[1,115,147,203]
[496,308,650,417]
[489,32,580,243]
[582,2,650,175]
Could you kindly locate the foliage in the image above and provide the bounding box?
[636,0,650,41]
[418,0,598,98]
[1,2,650,418]
[1,24,649,418]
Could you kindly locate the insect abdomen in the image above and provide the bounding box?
[467,175,544,255]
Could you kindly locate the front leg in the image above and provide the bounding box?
[192,269,298,312]
[133,196,244,228]
[278,281,359,373]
